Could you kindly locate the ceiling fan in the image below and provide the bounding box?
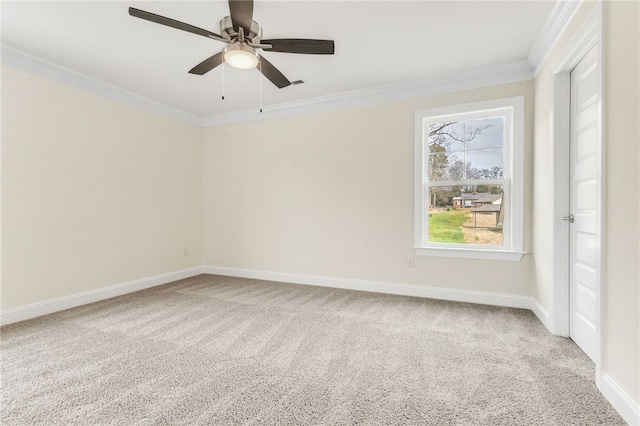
[129,0,335,89]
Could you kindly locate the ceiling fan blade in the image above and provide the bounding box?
[188,52,225,75]
[228,0,254,34]
[261,39,335,55]
[258,56,291,89]
[129,7,226,42]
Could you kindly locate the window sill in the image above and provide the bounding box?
[413,247,526,261]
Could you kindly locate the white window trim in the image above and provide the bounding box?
[413,96,525,261]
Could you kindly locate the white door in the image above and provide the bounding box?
[569,45,599,361]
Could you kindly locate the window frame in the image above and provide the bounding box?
[413,96,525,261]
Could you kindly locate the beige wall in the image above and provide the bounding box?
[532,0,639,407]
[202,81,534,296]
[1,65,203,310]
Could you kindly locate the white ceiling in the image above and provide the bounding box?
[1,1,556,118]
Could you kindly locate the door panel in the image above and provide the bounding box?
[575,283,596,321]
[575,232,597,267]
[569,45,599,361]
[574,263,596,290]
[575,124,597,158]
[575,180,597,210]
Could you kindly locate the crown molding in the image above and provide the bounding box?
[201,60,534,127]
[528,0,584,77]
[550,3,599,74]
[1,45,202,127]
[2,45,534,129]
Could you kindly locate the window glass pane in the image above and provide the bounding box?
[428,122,464,152]
[427,117,505,181]
[465,149,504,177]
[428,185,504,246]
[465,117,504,150]
[427,151,465,181]
[427,117,504,153]
[446,152,466,181]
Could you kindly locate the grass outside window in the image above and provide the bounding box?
[428,209,468,243]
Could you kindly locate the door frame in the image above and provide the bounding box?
[548,3,604,384]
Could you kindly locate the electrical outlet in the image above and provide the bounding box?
[183,247,189,257]
[407,256,415,268]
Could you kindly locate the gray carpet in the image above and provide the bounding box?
[1,274,625,425]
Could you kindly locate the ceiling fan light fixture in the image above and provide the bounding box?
[224,44,259,69]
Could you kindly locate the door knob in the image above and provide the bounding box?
[563,214,575,223]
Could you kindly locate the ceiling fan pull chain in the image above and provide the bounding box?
[259,60,263,113]
[221,61,225,100]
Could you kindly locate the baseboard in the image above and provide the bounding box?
[0,264,534,326]
[529,297,552,332]
[202,265,532,309]
[0,266,203,326]
[600,373,640,426]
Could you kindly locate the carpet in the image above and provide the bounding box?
[1,274,625,425]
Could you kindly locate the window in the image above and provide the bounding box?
[414,97,524,261]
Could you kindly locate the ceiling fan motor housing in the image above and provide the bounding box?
[219,16,262,43]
